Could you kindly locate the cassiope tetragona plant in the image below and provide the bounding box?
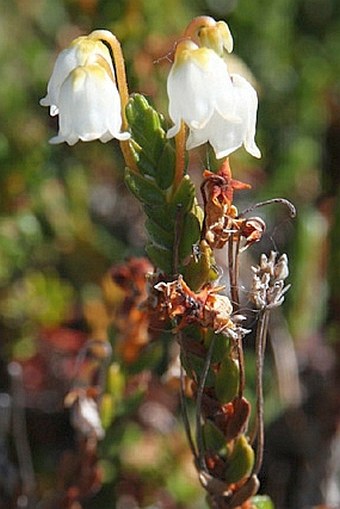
[41,15,295,509]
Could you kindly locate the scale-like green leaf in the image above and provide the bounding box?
[178,211,201,261]
[125,169,165,205]
[145,218,174,250]
[155,141,176,190]
[146,242,173,274]
[126,94,166,178]
[144,203,174,232]
[169,175,195,216]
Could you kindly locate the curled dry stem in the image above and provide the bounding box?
[240,197,296,219]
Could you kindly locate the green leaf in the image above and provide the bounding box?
[215,356,240,404]
[145,218,174,250]
[126,94,166,178]
[145,242,173,274]
[144,203,174,232]
[183,241,219,291]
[178,211,201,261]
[129,140,159,177]
[180,351,216,387]
[224,435,255,484]
[203,330,230,364]
[203,420,227,453]
[169,175,196,217]
[155,141,176,190]
[124,169,165,205]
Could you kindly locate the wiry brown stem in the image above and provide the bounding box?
[179,357,198,461]
[228,233,245,398]
[240,197,296,219]
[228,234,240,311]
[196,332,216,472]
[252,309,270,475]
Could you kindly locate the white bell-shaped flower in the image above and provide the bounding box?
[167,40,237,139]
[40,37,114,117]
[166,40,261,159]
[40,32,129,145]
[49,60,130,145]
[186,74,261,159]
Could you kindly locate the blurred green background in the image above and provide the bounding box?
[1,0,340,508]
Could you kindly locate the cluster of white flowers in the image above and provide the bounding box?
[166,37,261,159]
[41,19,261,159]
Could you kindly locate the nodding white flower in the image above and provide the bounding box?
[40,33,129,145]
[186,74,261,159]
[166,40,261,159]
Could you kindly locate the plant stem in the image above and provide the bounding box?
[173,122,186,193]
[179,362,198,461]
[228,234,240,311]
[252,309,270,475]
[196,333,216,472]
[89,30,138,172]
[227,234,245,398]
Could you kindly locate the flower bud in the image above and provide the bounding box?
[198,20,233,55]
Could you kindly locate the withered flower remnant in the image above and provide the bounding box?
[251,251,290,310]
[154,275,236,335]
[201,160,265,251]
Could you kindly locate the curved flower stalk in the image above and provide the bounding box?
[40,31,130,145]
[166,19,261,159]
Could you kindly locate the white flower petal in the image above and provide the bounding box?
[167,44,235,138]
[204,110,245,158]
[185,74,261,160]
[231,74,261,158]
[40,37,113,115]
[50,63,129,146]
